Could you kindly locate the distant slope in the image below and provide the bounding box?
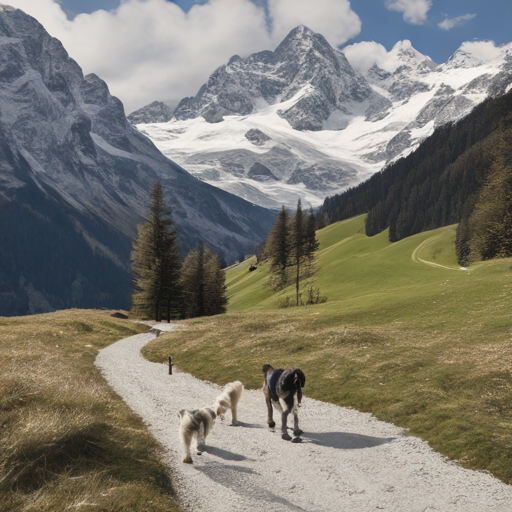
[226,215,466,312]
[318,89,512,242]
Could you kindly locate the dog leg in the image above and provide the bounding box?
[281,410,292,440]
[293,412,303,437]
[266,396,275,429]
[196,424,206,454]
[180,430,194,464]
[231,404,239,426]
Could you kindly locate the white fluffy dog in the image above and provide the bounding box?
[213,380,244,426]
[178,407,216,464]
[178,381,244,464]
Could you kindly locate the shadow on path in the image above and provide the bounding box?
[302,431,396,450]
[206,446,251,462]
[197,463,309,511]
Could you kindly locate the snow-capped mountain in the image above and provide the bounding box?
[0,6,275,315]
[131,28,512,209]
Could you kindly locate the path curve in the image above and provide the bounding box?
[412,235,468,271]
[95,325,512,512]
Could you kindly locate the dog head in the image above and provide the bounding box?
[282,368,306,404]
[262,363,274,374]
[213,397,230,417]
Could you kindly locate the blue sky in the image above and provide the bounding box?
[58,0,512,64]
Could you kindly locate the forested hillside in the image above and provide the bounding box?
[318,90,512,248]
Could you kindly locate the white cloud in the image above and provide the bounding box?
[4,0,362,113]
[268,0,361,48]
[343,39,433,74]
[385,0,432,25]
[342,41,391,74]
[457,40,502,63]
[438,13,476,31]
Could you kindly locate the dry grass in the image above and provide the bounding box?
[143,308,512,485]
[0,310,182,512]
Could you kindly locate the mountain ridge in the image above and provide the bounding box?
[130,26,512,209]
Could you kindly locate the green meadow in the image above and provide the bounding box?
[145,215,512,484]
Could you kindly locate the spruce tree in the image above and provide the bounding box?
[264,206,290,286]
[289,199,305,306]
[131,182,181,321]
[305,207,320,275]
[204,252,228,316]
[181,243,227,318]
[455,216,471,266]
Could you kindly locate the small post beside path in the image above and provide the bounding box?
[168,356,172,375]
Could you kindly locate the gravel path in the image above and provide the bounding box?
[95,325,512,512]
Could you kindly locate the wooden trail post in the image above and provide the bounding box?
[168,356,172,375]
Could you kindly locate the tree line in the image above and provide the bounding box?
[316,90,512,251]
[131,183,227,321]
[455,126,512,265]
[263,200,325,306]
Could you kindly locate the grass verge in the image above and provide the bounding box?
[0,309,182,512]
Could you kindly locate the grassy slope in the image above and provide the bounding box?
[144,216,512,484]
[0,310,182,512]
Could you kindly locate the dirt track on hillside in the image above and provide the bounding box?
[95,324,512,512]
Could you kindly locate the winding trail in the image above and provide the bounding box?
[95,325,512,512]
[411,235,469,271]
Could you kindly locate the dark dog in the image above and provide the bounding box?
[262,364,306,441]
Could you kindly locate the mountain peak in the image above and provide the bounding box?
[274,25,330,57]
[390,40,435,68]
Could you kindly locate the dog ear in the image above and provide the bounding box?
[178,409,186,418]
[293,369,306,404]
[281,369,295,392]
[295,369,306,388]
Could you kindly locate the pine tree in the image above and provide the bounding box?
[264,206,290,286]
[131,182,181,321]
[204,252,228,316]
[305,208,320,275]
[181,243,227,318]
[455,217,471,266]
[289,199,305,306]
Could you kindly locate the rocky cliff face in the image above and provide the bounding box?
[0,6,275,316]
[131,28,512,210]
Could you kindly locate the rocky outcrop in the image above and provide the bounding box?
[128,101,174,124]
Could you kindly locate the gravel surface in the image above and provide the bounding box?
[95,325,512,512]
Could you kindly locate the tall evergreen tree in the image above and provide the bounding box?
[264,206,290,286]
[289,199,305,306]
[181,243,227,318]
[204,252,228,316]
[131,182,181,321]
[455,217,471,266]
[305,207,320,275]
